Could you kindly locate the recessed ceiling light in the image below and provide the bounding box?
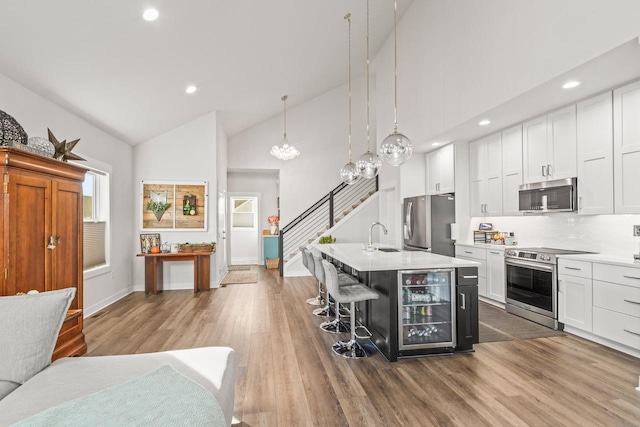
[431,142,441,147]
[478,120,491,126]
[562,81,580,89]
[143,8,159,21]
[185,85,197,94]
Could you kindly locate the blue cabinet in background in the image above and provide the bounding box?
[263,235,279,267]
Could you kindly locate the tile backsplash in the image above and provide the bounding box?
[466,214,640,258]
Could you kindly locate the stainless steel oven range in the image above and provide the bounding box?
[504,247,591,330]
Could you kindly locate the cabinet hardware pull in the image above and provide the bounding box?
[623,275,640,280]
[623,299,640,305]
[464,251,473,254]
[490,251,500,255]
[542,165,547,176]
[547,164,553,176]
[462,275,478,279]
[565,266,582,271]
[623,329,640,337]
[46,236,56,250]
[579,196,583,210]
[460,293,466,310]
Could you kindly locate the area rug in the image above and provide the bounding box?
[220,269,258,285]
[228,265,251,271]
[478,302,566,343]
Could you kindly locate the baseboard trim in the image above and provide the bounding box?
[84,286,134,318]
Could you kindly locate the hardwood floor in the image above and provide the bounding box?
[84,267,640,426]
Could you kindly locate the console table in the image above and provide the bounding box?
[137,252,214,294]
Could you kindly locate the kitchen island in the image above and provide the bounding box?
[315,243,480,361]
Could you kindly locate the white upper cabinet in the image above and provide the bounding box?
[523,115,548,183]
[614,81,640,214]
[426,144,455,195]
[577,92,614,215]
[523,106,576,183]
[469,133,502,216]
[501,125,523,216]
[547,105,577,180]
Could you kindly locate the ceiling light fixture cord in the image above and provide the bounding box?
[393,0,398,131]
[282,95,287,138]
[366,0,371,151]
[348,13,352,162]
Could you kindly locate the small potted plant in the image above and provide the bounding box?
[268,215,279,235]
[147,200,171,221]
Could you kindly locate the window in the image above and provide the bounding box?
[82,167,110,273]
[231,197,257,229]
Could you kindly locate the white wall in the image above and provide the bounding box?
[133,112,219,290]
[0,72,135,316]
[228,171,279,232]
[228,76,371,226]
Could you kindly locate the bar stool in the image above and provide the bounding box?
[310,249,357,319]
[321,259,380,359]
[299,247,324,306]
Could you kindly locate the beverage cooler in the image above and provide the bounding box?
[398,269,456,350]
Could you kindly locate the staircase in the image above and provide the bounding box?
[279,177,378,276]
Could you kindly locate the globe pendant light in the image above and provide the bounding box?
[340,13,360,185]
[379,0,412,166]
[270,95,300,160]
[356,0,382,179]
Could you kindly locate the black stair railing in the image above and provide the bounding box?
[279,176,378,276]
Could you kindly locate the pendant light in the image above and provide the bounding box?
[270,95,300,160]
[356,0,382,179]
[379,0,412,166]
[340,13,360,185]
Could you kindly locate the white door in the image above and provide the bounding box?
[486,250,505,303]
[577,92,614,215]
[217,190,228,278]
[614,81,640,213]
[469,179,485,217]
[501,125,523,216]
[425,151,440,195]
[523,115,548,183]
[558,274,593,332]
[547,105,577,180]
[229,195,260,265]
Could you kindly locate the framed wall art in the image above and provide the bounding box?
[141,180,208,231]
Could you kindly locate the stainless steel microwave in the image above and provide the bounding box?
[518,178,577,213]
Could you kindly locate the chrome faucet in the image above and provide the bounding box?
[368,222,388,246]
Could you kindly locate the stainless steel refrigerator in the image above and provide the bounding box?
[403,194,455,256]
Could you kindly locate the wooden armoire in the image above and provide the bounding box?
[1,147,87,360]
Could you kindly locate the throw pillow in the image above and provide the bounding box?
[0,288,75,400]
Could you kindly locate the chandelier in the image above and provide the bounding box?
[356,0,382,179]
[379,0,412,166]
[270,95,300,160]
[340,13,360,185]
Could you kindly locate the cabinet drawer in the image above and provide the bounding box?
[593,307,640,350]
[593,280,640,318]
[557,259,592,279]
[593,263,640,288]
[455,246,486,261]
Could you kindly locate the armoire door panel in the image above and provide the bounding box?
[7,173,51,295]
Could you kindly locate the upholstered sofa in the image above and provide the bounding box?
[0,289,237,426]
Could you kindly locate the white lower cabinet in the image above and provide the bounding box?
[456,245,505,303]
[558,257,640,353]
[486,250,505,303]
[558,274,592,332]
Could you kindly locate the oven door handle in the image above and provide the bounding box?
[505,259,555,272]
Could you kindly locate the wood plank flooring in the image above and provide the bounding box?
[84,267,640,426]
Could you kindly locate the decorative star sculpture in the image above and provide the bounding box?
[48,128,85,162]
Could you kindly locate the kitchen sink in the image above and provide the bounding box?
[377,247,400,252]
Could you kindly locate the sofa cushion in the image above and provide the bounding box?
[0,288,75,400]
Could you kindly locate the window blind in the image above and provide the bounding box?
[84,221,106,270]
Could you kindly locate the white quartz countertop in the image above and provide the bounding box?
[557,253,640,268]
[315,243,480,271]
[455,243,518,250]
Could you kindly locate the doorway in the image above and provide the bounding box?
[228,194,260,265]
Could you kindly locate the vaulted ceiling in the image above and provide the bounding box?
[0,0,414,144]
